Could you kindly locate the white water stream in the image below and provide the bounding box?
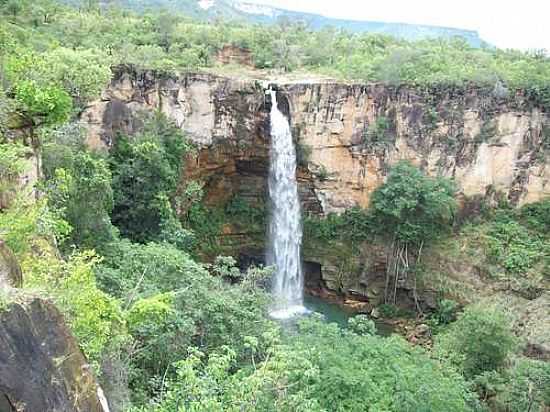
[266,89,308,320]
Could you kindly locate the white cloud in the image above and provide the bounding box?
[242,0,550,51]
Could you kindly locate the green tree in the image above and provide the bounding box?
[496,358,550,411]
[369,161,457,308]
[436,304,518,379]
[41,124,116,249]
[109,114,189,243]
[95,239,275,401]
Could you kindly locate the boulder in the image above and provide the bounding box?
[0,297,109,412]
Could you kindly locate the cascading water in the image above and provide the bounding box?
[266,88,308,320]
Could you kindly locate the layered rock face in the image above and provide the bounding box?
[286,83,549,211]
[84,69,549,213]
[82,69,549,306]
[0,297,108,412]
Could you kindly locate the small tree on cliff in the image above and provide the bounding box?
[369,161,457,311]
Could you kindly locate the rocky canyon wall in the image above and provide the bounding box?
[83,68,549,214]
[81,68,549,310]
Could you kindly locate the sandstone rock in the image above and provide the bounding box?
[0,240,22,289]
[82,69,550,218]
[343,298,371,313]
[0,297,109,412]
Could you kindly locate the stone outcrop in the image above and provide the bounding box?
[81,68,549,307]
[0,297,109,412]
[216,45,254,67]
[0,241,22,289]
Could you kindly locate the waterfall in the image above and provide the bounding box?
[266,89,308,320]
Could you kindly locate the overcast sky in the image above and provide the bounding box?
[244,0,550,51]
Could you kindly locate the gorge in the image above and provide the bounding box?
[2,1,550,409]
[82,68,550,311]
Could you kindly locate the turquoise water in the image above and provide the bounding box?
[303,295,395,336]
[304,295,354,326]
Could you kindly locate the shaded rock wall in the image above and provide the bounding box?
[0,297,108,412]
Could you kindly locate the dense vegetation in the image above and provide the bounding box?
[1,0,550,106]
[0,1,549,411]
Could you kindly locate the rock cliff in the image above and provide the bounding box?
[82,68,549,308]
[83,68,549,212]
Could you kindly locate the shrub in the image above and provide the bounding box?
[486,213,546,275]
[436,304,518,378]
[434,299,459,325]
[363,116,394,149]
[369,161,457,246]
[0,143,30,191]
[24,251,127,370]
[496,358,550,411]
[348,315,377,336]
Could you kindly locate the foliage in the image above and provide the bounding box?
[436,304,518,379]
[224,195,266,229]
[23,250,128,369]
[0,142,30,192]
[303,207,372,244]
[369,161,457,245]
[0,196,71,255]
[466,203,550,292]
[2,3,550,411]
[293,317,478,411]
[433,299,459,325]
[133,317,478,412]
[377,303,414,319]
[184,195,266,257]
[41,125,116,249]
[12,80,72,127]
[520,199,550,233]
[486,214,546,275]
[2,0,550,111]
[495,358,550,411]
[95,239,276,400]
[347,315,377,336]
[130,340,321,412]
[109,114,190,243]
[363,116,394,149]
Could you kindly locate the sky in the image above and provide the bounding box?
[243,0,550,51]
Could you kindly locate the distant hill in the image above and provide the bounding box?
[80,0,486,46]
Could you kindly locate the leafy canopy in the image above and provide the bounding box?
[369,161,457,245]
